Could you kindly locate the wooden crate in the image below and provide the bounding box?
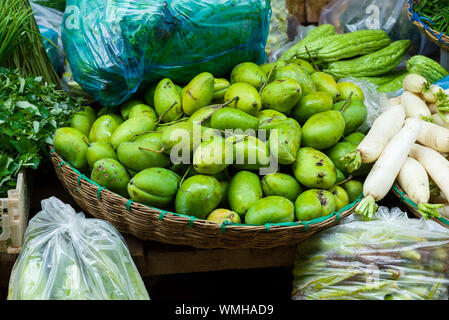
[0,171,30,254]
[287,0,332,24]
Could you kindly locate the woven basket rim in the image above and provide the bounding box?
[406,0,449,49]
[49,146,359,232]
[392,183,449,227]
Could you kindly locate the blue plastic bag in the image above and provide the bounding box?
[62,0,271,107]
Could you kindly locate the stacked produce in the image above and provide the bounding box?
[53,54,373,226]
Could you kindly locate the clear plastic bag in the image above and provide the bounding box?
[7,197,150,300]
[292,207,449,300]
[62,0,271,107]
[266,0,290,59]
[319,0,437,57]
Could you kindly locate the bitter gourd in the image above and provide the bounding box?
[407,55,449,84]
[324,40,411,79]
[378,72,409,93]
[354,70,408,86]
[317,30,391,63]
[280,24,337,62]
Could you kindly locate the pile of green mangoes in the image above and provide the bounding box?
[53,59,370,226]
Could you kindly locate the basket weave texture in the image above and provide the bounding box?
[50,147,358,249]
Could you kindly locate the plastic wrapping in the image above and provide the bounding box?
[266,0,289,59]
[7,197,150,300]
[292,207,449,300]
[319,0,437,57]
[62,0,271,107]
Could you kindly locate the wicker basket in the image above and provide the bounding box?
[406,0,449,51]
[49,147,358,249]
[392,183,449,228]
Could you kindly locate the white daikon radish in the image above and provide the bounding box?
[343,104,405,173]
[431,113,449,129]
[428,103,438,114]
[355,118,422,219]
[403,73,428,94]
[416,120,449,153]
[389,96,401,106]
[401,91,431,119]
[422,85,442,104]
[409,144,449,203]
[397,157,443,219]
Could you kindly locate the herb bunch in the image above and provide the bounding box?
[413,0,449,34]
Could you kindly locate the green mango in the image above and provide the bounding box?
[344,132,365,146]
[132,132,163,144]
[182,72,215,116]
[335,169,345,184]
[325,141,371,177]
[128,104,158,122]
[91,158,130,197]
[330,186,350,211]
[86,141,117,169]
[274,64,316,96]
[292,92,334,124]
[128,168,181,208]
[311,72,340,101]
[213,78,231,103]
[292,147,337,189]
[288,58,315,74]
[143,84,157,107]
[193,137,233,175]
[117,140,171,172]
[210,107,260,132]
[230,62,268,90]
[260,78,302,114]
[154,78,183,123]
[218,181,230,208]
[256,109,287,125]
[302,110,345,150]
[175,175,222,219]
[111,116,157,150]
[97,106,121,117]
[70,106,96,137]
[189,104,222,127]
[261,173,303,202]
[89,115,123,144]
[337,82,365,102]
[342,180,363,203]
[207,208,241,224]
[260,61,287,81]
[54,127,89,171]
[160,121,199,156]
[224,82,262,116]
[268,118,302,165]
[121,98,145,120]
[228,171,263,217]
[228,135,270,171]
[245,196,295,225]
[332,100,368,135]
[295,189,337,221]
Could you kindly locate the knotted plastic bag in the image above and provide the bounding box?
[62,0,271,107]
[7,197,150,300]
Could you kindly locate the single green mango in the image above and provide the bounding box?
[86,141,117,169]
[160,121,199,156]
[154,78,183,123]
[132,132,163,144]
[182,72,215,116]
[337,82,365,102]
[228,135,270,171]
[111,116,157,150]
[302,110,345,150]
[256,109,287,125]
[117,140,170,172]
[330,185,350,211]
[70,106,96,136]
[332,100,368,135]
[128,104,158,122]
[344,132,365,146]
[295,189,337,221]
[54,127,89,171]
[175,175,222,219]
[143,84,157,107]
[228,171,263,217]
[261,173,303,202]
[89,115,123,144]
[268,118,302,165]
[288,58,315,74]
[342,180,363,203]
[292,92,334,124]
[224,82,262,116]
[91,158,130,197]
[189,104,222,127]
[230,62,268,90]
[121,98,145,120]
[193,137,233,175]
[207,208,241,224]
[218,181,230,208]
[311,72,340,101]
[260,61,287,81]
[210,107,259,132]
[128,167,181,208]
[261,78,302,114]
[213,78,230,103]
[245,196,295,225]
[292,147,337,189]
[274,64,316,96]
[325,141,371,177]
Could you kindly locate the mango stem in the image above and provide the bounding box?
[139,146,165,153]
[341,150,362,173]
[156,101,179,125]
[417,203,444,220]
[259,64,278,94]
[202,96,239,122]
[82,137,90,146]
[305,45,320,72]
[339,92,353,113]
[179,165,192,188]
[335,175,353,187]
[130,131,161,141]
[355,195,378,220]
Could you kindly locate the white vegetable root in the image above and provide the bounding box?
[403,74,428,94]
[355,118,422,219]
[388,96,401,106]
[342,104,405,172]
[397,157,443,219]
[428,103,438,114]
[401,91,431,119]
[431,113,449,129]
[422,85,442,104]
[417,119,449,153]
